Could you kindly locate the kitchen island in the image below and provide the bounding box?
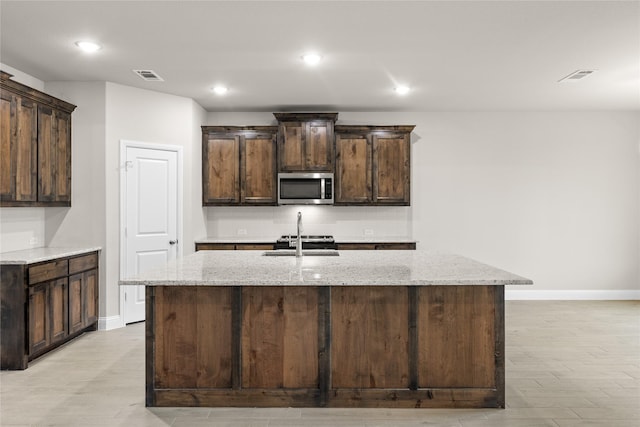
[119,250,532,408]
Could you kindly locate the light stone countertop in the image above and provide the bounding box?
[194,236,417,244]
[119,250,532,287]
[0,247,102,265]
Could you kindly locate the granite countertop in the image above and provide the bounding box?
[0,247,102,265]
[119,250,532,287]
[194,236,417,244]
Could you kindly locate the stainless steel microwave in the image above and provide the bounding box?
[277,173,334,205]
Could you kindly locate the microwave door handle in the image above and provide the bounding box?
[320,178,325,200]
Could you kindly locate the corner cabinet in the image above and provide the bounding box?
[0,71,76,207]
[335,125,413,206]
[202,126,278,206]
[1,250,99,370]
[274,113,337,172]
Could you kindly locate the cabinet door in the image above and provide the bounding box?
[278,121,305,171]
[83,269,98,327]
[37,105,56,202]
[49,278,68,344]
[278,121,333,172]
[69,272,83,333]
[0,93,37,203]
[28,283,50,355]
[203,134,240,205]
[241,133,276,204]
[335,133,372,204]
[69,269,98,333]
[373,133,410,205]
[305,121,333,171]
[54,110,71,203]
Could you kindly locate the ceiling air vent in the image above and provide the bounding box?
[133,69,164,82]
[558,70,596,82]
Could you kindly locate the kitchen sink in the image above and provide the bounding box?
[263,250,340,256]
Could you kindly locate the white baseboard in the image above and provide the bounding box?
[98,315,125,331]
[505,289,640,300]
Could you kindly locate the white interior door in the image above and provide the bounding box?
[123,145,179,324]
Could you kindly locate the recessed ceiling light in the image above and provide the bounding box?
[302,53,322,66]
[75,41,101,53]
[212,85,228,95]
[394,85,410,95]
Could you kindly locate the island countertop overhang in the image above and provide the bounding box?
[119,250,533,287]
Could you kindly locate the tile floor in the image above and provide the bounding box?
[1,301,638,426]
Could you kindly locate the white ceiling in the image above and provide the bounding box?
[1,0,638,112]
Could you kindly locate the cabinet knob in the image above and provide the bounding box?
[169,240,178,245]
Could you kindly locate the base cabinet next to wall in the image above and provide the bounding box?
[1,250,99,370]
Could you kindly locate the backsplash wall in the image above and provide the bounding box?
[204,205,413,240]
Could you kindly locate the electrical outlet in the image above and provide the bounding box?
[237,228,247,236]
[363,228,374,236]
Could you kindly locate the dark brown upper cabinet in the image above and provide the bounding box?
[274,113,337,172]
[202,126,278,206]
[334,125,413,206]
[0,71,76,207]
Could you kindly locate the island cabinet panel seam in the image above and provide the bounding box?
[495,285,506,408]
[231,287,242,390]
[145,287,156,407]
[318,286,331,407]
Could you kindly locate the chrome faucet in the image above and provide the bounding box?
[296,211,303,257]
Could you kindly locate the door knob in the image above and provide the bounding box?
[169,240,178,245]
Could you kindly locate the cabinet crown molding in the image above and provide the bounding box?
[273,112,338,122]
[1,70,76,113]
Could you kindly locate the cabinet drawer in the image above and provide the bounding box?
[28,260,68,285]
[235,244,275,250]
[196,243,235,251]
[69,253,98,274]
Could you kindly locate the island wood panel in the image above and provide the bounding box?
[146,284,505,408]
[153,286,233,389]
[331,287,409,388]
[241,286,318,389]
[417,286,496,388]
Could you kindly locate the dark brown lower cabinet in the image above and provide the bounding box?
[69,269,98,334]
[146,284,503,408]
[28,277,69,357]
[1,251,99,370]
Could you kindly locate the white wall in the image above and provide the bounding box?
[104,82,206,323]
[0,63,45,91]
[42,81,108,316]
[206,111,640,296]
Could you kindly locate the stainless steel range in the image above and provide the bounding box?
[275,235,336,250]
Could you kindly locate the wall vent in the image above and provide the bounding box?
[133,70,164,81]
[559,70,596,82]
